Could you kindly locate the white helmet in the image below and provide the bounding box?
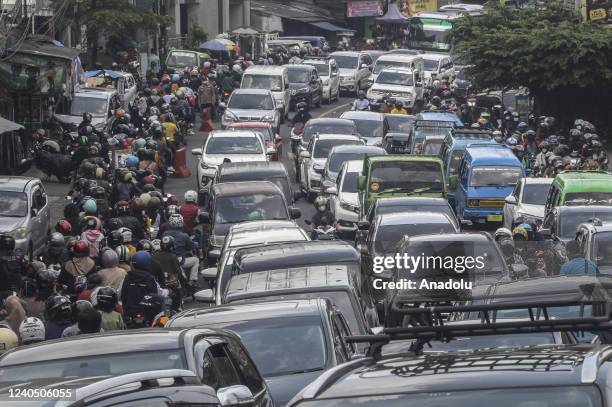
[19,317,45,344]
[203,61,211,69]
[0,327,18,354]
[232,64,242,74]
[184,190,197,203]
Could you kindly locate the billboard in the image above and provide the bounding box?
[347,0,385,17]
[399,0,438,16]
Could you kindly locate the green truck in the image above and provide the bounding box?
[545,171,612,215]
[164,49,211,72]
[357,155,447,218]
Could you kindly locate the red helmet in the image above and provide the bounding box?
[143,175,155,185]
[161,74,170,83]
[73,240,90,257]
[115,108,126,118]
[166,194,178,206]
[55,219,72,236]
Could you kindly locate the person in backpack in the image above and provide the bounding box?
[153,236,183,311]
[80,217,104,259]
[94,286,125,332]
[97,249,127,290]
[121,251,158,320]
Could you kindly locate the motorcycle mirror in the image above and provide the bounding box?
[304,219,312,226]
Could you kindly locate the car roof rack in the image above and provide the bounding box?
[66,369,200,407]
[346,300,612,359]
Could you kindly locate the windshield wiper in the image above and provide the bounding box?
[286,367,325,375]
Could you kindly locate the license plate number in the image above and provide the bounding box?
[487,214,503,222]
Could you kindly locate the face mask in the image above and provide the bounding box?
[317,205,326,212]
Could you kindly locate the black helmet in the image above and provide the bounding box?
[538,141,550,151]
[394,101,403,108]
[0,234,15,252]
[106,218,123,232]
[146,139,158,150]
[95,286,118,312]
[137,239,153,252]
[71,300,93,322]
[107,230,124,248]
[45,295,72,323]
[115,124,130,135]
[431,96,441,106]
[296,101,307,111]
[35,269,56,294]
[79,125,94,137]
[161,235,175,252]
[82,112,93,123]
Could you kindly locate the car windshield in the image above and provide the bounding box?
[329,152,372,172]
[565,192,612,206]
[423,58,440,71]
[560,211,612,239]
[351,119,382,138]
[341,171,359,193]
[228,93,274,110]
[214,194,287,224]
[209,317,326,377]
[288,70,311,83]
[426,332,556,352]
[303,123,356,143]
[314,139,361,159]
[205,136,262,155]
[334,55,359,69]
[374,221,455,254]
[310,64,329,76]
[370,161,444,193]
[470,166,522,187]
[166,51,197,68]
[0,350,187,385]
[423,139,443,155]
[594,232,612,268]
[70,96,107,116]
[448,149,464,175]
[373,204,454,224]
[231,127,272,142]
[373,60,414,75]
[297,387,603,406]
[386,115,414,133]
[241,75,282,92]
[0,191,28,217]
[376,71,414,86]
[522,183,550,205]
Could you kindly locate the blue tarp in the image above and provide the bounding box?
[85,69,124,79]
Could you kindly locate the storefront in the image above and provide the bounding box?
[346,0,386,38]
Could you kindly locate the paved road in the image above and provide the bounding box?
[36,97,355,229]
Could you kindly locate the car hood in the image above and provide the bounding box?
[468,186,515,199]
[0,217,24,233]
[227,108,274,118]
[339,68,355,77]
[202,154,266,166]
[340,192,359,207]
[370,83,414,93]
[265,370,323,406]
[55,114,106,127]
[517,203,545,219]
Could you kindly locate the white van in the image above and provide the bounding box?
[368,54,425,86]
[241,66,290,121]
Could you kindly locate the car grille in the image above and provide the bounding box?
[476,199,505,208]
[238,116,261,121]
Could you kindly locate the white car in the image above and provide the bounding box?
[192,130,270,201]
[420,53,455,83]
[503,177,553,229]
[299,134,363,202]
[330,51,373,95]
[366,68,424,109]
[303,57,340,103]
[55,88,116,131]
[326,160,362,237]
[220,89,280,132]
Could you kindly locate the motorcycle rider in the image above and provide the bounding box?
[291,102,312,127]
[152,235,183,311]
[534,141,550,176]
[179,190,200,235]
[121,251,158,324]
[390,100,407,115]
[44,295,73,340]
[94,286,125,332]
[161,214,199,289]
[352,91,370,111]
[97,249,127,290]
[310,196,336,239]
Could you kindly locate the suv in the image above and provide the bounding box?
[55,87,116,130]
[330,51,373,95]
[299,134,363,202]
[303,56,340,103]
[168,299,356,406]
[203,181,301,261]
[367,68,424,110]
[220,89,280,132]
[0,177,50,260]
[0,329,274,406]
[286,64,323,110]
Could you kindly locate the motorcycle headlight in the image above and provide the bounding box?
[9,227,26,239]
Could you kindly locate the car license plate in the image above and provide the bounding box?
[487,214,503,222]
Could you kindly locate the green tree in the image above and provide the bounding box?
[451,1,612,131]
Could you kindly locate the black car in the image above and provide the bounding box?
[301,118,357,146]
[220,259,378,336]
[168,299,356,406]
[36,369,227,407]
[288,301,612,407]
[286,64,323,110]
[215,161,300,204]
[204,181,301,261]
[0,329,274,406]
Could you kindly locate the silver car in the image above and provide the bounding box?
[220,89,280,132]
[504,177,553,229]
[0,177,50,259]
[326,160,363,237]
[330,51,373,95]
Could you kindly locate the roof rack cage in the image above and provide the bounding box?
[414,120,455,128]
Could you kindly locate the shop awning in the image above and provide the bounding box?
[310,21,357,36]
[0,117,23,134]
[251,0,334,22]
[377,2,409,24]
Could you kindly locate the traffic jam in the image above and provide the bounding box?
[1,2,612,407]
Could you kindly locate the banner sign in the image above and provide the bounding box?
[347,0,384,17]
[400,0,438,16]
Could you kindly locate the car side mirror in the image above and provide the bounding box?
[191,148,203,156]
[449,175,458,191]
[198,212,210,224]
[357,175,366,190]
[194,289,214,303]
[218,102,227,109]
[289,207,301,219]
[266,147,276,156]
[325,186,337,195]
[299,150,311,159]
[217,385,255,407]
[357,221,370,231]
[504,195,517,205]
[200,267,218,280]
[460,219,473,227]
[30,208,38,217]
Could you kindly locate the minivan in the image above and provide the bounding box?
[368,54,425,86]
[241,65,290,121]
[451,144,524,224]
[544,171,612,215]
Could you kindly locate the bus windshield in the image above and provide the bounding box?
[407,19,452,52]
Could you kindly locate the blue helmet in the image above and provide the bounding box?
[171,74,180,83]
[132,251,152,271]
[126,155,139,167]
[517,122,528,132]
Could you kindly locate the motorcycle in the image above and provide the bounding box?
[290,123,304,156]
[305,220,338,241]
